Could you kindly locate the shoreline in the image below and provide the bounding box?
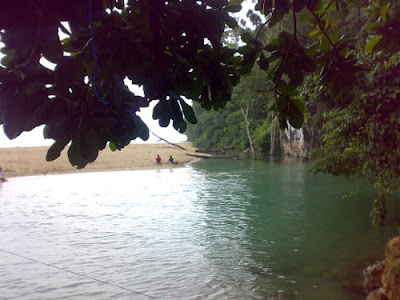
[0,143,199,178]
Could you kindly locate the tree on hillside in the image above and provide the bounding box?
[186,66,272,154]
[286,0,400,223]
[308,54,400,223]
[234,67,272,158]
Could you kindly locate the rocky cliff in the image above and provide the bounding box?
[280,101,325,158]
[280,126,308,158]
[364,236,400,300]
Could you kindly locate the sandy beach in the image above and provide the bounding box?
[0,142,199,178]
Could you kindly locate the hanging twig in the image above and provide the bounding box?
[255,20,269,43]
[88,0,109,104]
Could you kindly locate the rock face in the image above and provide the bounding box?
[381,237,400,300]
[364,261,385,293]
[280,102,324,158]
[363,236,400,300]
[364,261,387,300]
[280,120,323,158]
[366,289,388,300]
[280,127,308,158]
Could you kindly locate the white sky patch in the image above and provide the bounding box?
[40,57,56,70]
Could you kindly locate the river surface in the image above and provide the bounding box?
[0,157,396,300]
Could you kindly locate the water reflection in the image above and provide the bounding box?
[192,157,393,300]
[0,160,396,300]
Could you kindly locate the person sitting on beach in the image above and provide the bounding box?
[156,155,162,164]
[168,155,178,165]
[0,167,8,182]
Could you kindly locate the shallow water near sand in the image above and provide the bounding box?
[0,157,397,299]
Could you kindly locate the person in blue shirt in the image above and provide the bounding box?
[0,167,7,182]
[168,155,178,165]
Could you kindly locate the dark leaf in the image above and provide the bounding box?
[109,142,118,151]
[288,100,304,128]
[0,54,16,68]
[46,138,70,161]
[287,62,304,86]
[179,99,198,124]
[170,97,184,123]
[226,0,243,6]
[262,0,273,15]
[68,136,88,169]
[279,117,288,129]
[223,5,242,13]
[275,0,291,14]
[133,115,150,141]
[272,61,284,83]
[293,0,306,12]
[42,31,63,64]
[276,95,289,114]
[224,15,239,29]
[238,45,255,55]
[173,120,187,133]
[46,114,75,140]
[269,11,285,27]
[258,53,269,71]
[25,99,54,131]
[241,32,254,44]
[152,100,163,120]
[80,127,99,163]
[276,80,287,94]
[159,100,171,127]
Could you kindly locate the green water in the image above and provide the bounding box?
[191,156,398,299]
[1,156,398,299]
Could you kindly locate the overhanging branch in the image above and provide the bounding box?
[149,129,187,150]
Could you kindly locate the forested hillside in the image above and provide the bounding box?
[186,67,276,154]
[185,0,400,222]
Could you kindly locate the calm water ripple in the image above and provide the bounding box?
[0,158,397,299]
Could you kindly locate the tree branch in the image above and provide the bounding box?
[292,5,297,38]
[149,129,187,150]
[14,22,41,70]
[255,20,269,43]
[307,7,335,48]
[57,95,80,107]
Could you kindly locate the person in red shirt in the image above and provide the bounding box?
[156,155,161,164]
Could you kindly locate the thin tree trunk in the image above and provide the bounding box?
[269,116,276,155]
[279,128,284,154]
[240,103,256,160]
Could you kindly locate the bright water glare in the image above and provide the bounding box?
[0,158,395,300]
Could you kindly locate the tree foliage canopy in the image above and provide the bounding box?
[0,0,399,169]
[187,66,272,151]
[0,0,241,168]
